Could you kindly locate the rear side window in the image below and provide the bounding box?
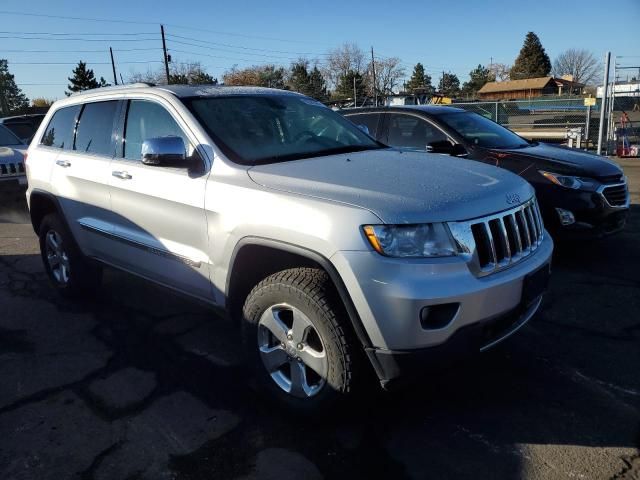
[346,113,381,138]
[40,105,81,149]
[74,101,118,156]
[385,113,448,149]
[123,100,191,161]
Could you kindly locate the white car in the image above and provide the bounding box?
[0,124,27,186]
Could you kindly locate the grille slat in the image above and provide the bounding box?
[601,184,628,207]
[449,198,545,277]
[0,162,24,177]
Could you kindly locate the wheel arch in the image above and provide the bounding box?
[28,189,67,235]
[226,237,374,351]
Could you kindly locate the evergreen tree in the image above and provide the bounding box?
[461,64,493,97]
[405,63,434,94]
[0,59,29,116]
[308,66,327,102]
[438,72,460,97]
[289,61,312,94]
[510,32,551,80]
[66,61,101,96]
[288,61,327,101]
[335,70,366,102]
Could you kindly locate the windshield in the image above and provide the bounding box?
[185,95,382,165]
[0,125,24,146]
[438,111,530,149]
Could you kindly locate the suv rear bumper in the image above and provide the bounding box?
[331,233,553,369]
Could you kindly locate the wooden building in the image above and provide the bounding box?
[478,76,585,101]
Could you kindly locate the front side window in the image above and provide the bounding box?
[346,113,381,138]
[40,105,81,149]
[123,100,192,161]
[185,94,382,165]
[74,101,118,155]
[385,114,448,150]
[437,112,529,149]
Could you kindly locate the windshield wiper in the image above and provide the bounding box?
[252,144,382,165]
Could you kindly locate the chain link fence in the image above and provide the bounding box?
[451,98,602,149]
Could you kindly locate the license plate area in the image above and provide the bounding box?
[522,263,550,307]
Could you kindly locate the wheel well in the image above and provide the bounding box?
[29,192,58,234]
[227,244,320,319]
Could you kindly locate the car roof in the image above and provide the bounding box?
[342,105,467,115]
[66,83,302,100]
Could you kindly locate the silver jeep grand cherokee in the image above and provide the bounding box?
[26,84,552,410]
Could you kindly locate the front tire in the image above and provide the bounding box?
[38,213,102,298]
[242,268,358,412]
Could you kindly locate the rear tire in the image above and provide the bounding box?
[38,213,102,298]
[241,268,358,412]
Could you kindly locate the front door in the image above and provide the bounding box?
[107,98,212,301]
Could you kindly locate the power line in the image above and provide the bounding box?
[1,48,163,53]
[166,33,330,57]
[0,9,328,45]
[10,61,163,65]
[0,30,156,36]
[0,35,158,42]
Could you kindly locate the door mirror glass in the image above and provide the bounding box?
[141,136,186,166]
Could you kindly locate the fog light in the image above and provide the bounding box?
[556,208,575,226]
[420,303,459,330]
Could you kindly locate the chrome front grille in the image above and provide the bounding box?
[448,198,544,277]
[600,183,628,207]
[0,161,25,177]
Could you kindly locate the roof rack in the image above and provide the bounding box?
[70,82,156,96]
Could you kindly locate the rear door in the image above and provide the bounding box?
[47,100,120,258]
[107,98,212,300]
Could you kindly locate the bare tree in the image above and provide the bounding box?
[488,63,510,82]
[552,49,601,85]
[128,61,216,85]
[323,43,367,90]
[370,57,404,97]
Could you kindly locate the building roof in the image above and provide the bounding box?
[478,76,585,95]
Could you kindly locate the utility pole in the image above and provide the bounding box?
[371,46,377,106]
[161,25,170,85]
[109,47,118,85]
[597,52,610,155]
[353,76,357,107]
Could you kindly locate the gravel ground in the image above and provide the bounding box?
[0,158,638,479]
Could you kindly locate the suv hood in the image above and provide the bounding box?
[248,149,533,223]
[0,146,25,164]
[500,143,622,178]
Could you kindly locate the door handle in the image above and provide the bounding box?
[112,170,132,180]
[55,159,71,168]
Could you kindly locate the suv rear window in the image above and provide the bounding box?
[40,105,81,149]
[74,101,118,156]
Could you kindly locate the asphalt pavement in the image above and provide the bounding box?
[0,159,639,479]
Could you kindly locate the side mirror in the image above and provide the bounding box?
[357,124,370,135]
[141,136,186,166]
[426,141,466,157]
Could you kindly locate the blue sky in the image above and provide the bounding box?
[1,0,639,101]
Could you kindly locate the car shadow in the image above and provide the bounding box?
[0,198,638,478]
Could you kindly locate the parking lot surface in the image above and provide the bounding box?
[1,158,639,479]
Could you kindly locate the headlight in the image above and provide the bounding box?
[539,170,597,190]
[362,223,456,258]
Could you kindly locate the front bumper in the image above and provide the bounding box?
[538,183,629,239]
[331,233,553,360]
